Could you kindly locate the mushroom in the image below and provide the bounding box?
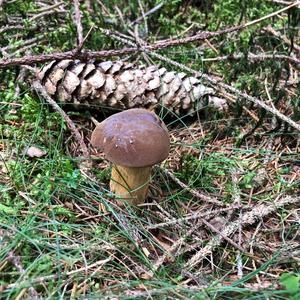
[91,108,170,205]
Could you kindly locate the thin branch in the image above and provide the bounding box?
[243,1,300,27]
[2,2,299,68]
[137,0,148,35]
[146,206,241,229]
[152,1,300,47]
[151,220,204,274]
[1,37,41,52]
[1,257,111,292]
[185,195,300,269]
[231,170,243,278]
[28,9,66,22]
[73,0,83,46]
[130,2,164,25]
[6,251,39,299]
[202,219,245,252]
[0,48,139,68]
[150,51,300,132]
[32,81,89,157]
[202,52,300,67]
[162,168,225,206]
[264,25,300,53]
[33,80,97,183]
[101,28,300,132]
[28,1,64,14]
[0,24,27,34]
[267,0,293,5]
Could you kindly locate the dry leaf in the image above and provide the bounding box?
[24,146,47,158]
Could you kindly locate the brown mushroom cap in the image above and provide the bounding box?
[91,108,170,167]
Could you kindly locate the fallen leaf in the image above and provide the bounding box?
[24,146,47,158]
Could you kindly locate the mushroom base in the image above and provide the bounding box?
[110,165,151,206]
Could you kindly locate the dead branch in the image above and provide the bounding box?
[101,28,300,132]
[151,51,300,132]
[267,0,293,5]
[6,251,39,299]
[202,219,245,252]
[162,168,225,206]
[130,2,164,25]
[146,206,240,230]
[185,195,300,269]
[264,25,300,53]
[1,37,41,52]
[151,220,204,274]
[0,24,28,34]
[202,52,300,67]
[73,0,83,46]
[32,81,89,157]
[28,9,66,22]
[231,170,243,277]
[2,1,299,69]
[0,48,139,68]
[33,82,100,182]
[28,1,64,14]
[1,257,111,293]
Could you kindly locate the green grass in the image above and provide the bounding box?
[1,0,300,299]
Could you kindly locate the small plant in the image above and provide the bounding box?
[280,273,300,300]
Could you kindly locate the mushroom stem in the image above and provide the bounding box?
[110,165,151,205]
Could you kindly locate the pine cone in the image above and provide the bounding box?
[38,60,226,115]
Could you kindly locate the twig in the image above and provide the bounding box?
[208,74,300,132]
[264,25,300,53]
[32,81,96,179]
[1,37,41,52]
[73,0,83,46]
[28,1,64,14]
[28,9,66,22]
[32,81,89,164]
[243,1,300,27]
[137,0,148,35]
[4,41,45,58]
[14,67,27,97]
[100,28,300,132]
[150,51,300,132]
[267,0,293,5]
[185,195,300,269]
[113,210,144,247]
[32,81,89,157]
[80,25,95,49]
[0,24,27,34]
[6,251,39,299]
[0,48,140,68]
[152,1,299,47]
[130,2,164,25]
[202,52,300,67]
[146,206,240,229]
[202,219,245,252]
[162,168,225,206]
[231,170,243,278]
[2,2,299,69]
[1,257,111,292]
[151,220,204,274]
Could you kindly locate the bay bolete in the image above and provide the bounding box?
[91,108,170,205]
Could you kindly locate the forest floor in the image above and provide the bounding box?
[0,1,299,299]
